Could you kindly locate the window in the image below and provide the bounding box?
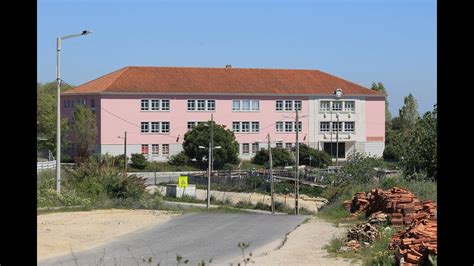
[197,100,206,111]
[91,99,95,108]
[187,100,196,111]
[332,101,342,111]
[161,122,170,133]
[242,143,250,154]
[161,100,170,111]
[285,122,293,132]
[241,122,250,132]
[232,122,240,132]
[344,101,355,112]
[285,143,293,151]
[188,122,196,130]
[251,100,259,111]
[332,122,343,132]
[276,142,283,148]
[151,100,160,111]
[162,144,169,156]
[320,101,330,112]
[251,122,260,132]
[207,100,215,111]
[252,143,259,154]
[295,100,302,111]
[276,100,283,111]
[63,100,67,108]
[345,122,355,132]
[276,122,284,132]
[232,100,240,111]
[151,122,160,133]
[141,122,149,133]
[242,100,250,111]
[141,144,149,155]
[320,122,330,132]
[152,144,159,155]
[285,100,293,111]
[295,121,302,132]
[141,99,149,111]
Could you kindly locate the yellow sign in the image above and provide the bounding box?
[178,176,188,188]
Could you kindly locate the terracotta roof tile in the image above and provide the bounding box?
[63,66,384,96]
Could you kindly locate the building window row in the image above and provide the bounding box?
[187,99,215,111]
[141,121,170,133]
[232,99,260,111]
[275,100,302,111]
[232,121,260,133]
[320,101,355,112]
[241,143,259,154]
[320,121,355,132]
[187,121,206,130]
[64,99,91,108]
[275,121,302,132]
[141,144,169,156]
[141,99,170,111]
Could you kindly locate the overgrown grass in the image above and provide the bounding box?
[129,162,202,172]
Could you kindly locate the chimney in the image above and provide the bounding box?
[225,65,232,69]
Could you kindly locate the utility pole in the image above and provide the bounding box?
[211,114,214,173]
[124,131,127,173]
[336,114,339,166]
[207,142,211,209]
[267,134,274,214]
[295,108,300,215]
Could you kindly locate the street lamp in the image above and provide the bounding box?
[334,88,342,166]
[56,30,92,194]
[199,144,221,208]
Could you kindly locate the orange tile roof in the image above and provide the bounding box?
[63,66,384,96]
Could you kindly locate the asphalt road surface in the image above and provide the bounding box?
[39,212,308,265]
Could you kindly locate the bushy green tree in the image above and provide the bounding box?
[70,105,97,162]
[335,151,381,185]
[182,121,239,169]
[399,93,419,130]
[292,144,331,168]
[401,105,437,179]
[371,81,392,129]
[168,151,188,165]
[252,147,294,167]
[37,81,73,158]
[130,153,147,170]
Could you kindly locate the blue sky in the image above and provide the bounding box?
[37,0,436,115]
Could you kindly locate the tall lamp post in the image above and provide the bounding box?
[334,89,342,166]
[56,30,92,194]
[199,144,221,208]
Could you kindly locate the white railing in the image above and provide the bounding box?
[37,160,56,172]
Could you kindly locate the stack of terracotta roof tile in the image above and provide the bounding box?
[389,218,437,265]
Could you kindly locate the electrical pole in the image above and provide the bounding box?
[336,114,339,166]
[124,131,127,173]
[207,142,211,209]
[295,108,300,215]
[268,134,274,214]
[56,37,62,194]
[211,114,214,173]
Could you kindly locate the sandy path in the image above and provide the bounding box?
[251,217,358,266]
[37,209,180,262]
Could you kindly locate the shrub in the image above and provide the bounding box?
[168,151,188,166]
[235,200,254,209]
[293,144,332,168]
[252,148,294,167]
[130,153,147,170]
[254,201,271,211]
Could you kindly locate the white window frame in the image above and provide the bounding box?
[285,122,293,132]
[276,122,284,132]
[151,99,160,111]
[344,101,355,112]
[232,100,240,111]
[320,101,330,112]
[141,144,149,155]
[295,100,302,111]
[162,144,169,156]
[252,143,259,154]
[276,142,283,148]
[188,121,197,130]
[232,122,240,132]
[251,100,259,111]
[161,122,170,133]
[141,122,149,133]
[320,122,330,132]
[207,100,215,111]
[344,121,355,132]
[276,100,283,111]
[141,99,149,111]
[332,101,342,111]
[152,144,160,155]
[197,100,206,111]
[161,99,170,111]
[242,100,250,111]
[295,121,302,132]
[241,122,250,133]
[242,143,250,154]
[151,122,160,133]
[332,121,343,132]
[284,100,293,111]
[251,122,260,132]
[187,100,196,111]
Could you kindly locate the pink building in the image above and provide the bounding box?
[62,66,385,161]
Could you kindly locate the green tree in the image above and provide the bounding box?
[252,147,294,167]
[292,144,331,168]
[130,153,147,170]
[37,81,73,158]
[401,104,437,179]
[70,105,97,162]
[399,93,419,130]
[371,82,392,129]
[182,121,239,169]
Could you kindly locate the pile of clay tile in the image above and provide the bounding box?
[343,187,437,265]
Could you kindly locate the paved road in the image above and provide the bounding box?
[39,213,308,265]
